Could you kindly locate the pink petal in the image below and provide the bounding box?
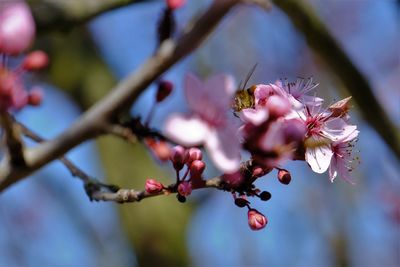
[239,108,268,125]
[323,118,357,142]
[164,114,209,146]
[184,73,210,115]
[305,144,333,174]
[205,127,241,173]
[204,74,236,108]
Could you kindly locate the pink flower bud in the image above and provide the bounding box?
[248,209,267,231]
[170,145,187,170]
[166,0,186,10]
[190,160,205,177]
[265,95,291,118]
[145,179,164,193]
[177,181,192,196]
[0,2,35,55]
[28,87,43,106]
[277,169,291,185]
[22,50,49,71]
[156,80,173,102]
[145,138,171,162]
[187,147,202,163]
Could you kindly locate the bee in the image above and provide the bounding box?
[233,64,258,113]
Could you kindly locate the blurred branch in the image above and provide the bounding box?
[272,0,400,160]
[0,112,25,166]
[0,0,240,191]
[27,0,152,33]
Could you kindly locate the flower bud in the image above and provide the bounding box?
[190,160,205,176]
[259,191,271,201]
[145,138,171,162]
[177,181,192,197]
[156,80,173,102]
[187,147,202,163]
[0,2,35,55]
[28,87,43,106]
[265,95,291,118]
[234,197,249,208]
[176,194,186,203]
[22,50,49,71]
[277,169,291,185]
[170,145,187,170]
[166,0,186,10]
[145,179,164,193]
[248,209,267,231]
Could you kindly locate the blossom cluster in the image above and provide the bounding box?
[0,1,47,111]
[161,73,359,230]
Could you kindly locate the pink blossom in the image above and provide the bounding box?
[164,73,241,173]
[177,181,192,196]
[0,1,35,55]
[329,129,359,183]
[301,103,358,174]
[277,77,323,107]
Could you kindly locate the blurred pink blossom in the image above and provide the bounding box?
[0,1,35,55]
[164,73,241,173]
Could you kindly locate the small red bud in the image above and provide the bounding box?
[166,0,186,10]
[277,169,291,185]
[190,160,205,176]
[170,145,187,171]
[28,88,43,106]
[248,209,267,231]
[156,80,173,102]
[22,50,49,71]
[177,181,192,197]
[187,147,202,163]
[145,179,164,194]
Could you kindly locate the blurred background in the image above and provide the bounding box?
[0,0,399,266]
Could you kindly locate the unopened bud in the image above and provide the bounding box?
[234,197,249,208]
[259,191,271,201]
[187,147,202,163]
[176,194,186,203]
[145,179,164,193]
[190,160,205,176]
[156,80,173,102]
[166,0,186,10]
[222,171,244,188]
[28,87,43,106]
[277,169,291,185]
[170,145,187,170]
[248,209,267,231]
[177,181,192,197]
[22,50,49,71]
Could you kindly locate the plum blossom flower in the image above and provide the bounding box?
[329,129,359,183]
[277,77,323,107]
[164,73,241,173]
[0,1,35,55]
[302,101,358,174]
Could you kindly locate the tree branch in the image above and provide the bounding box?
[27,0,151,33]
[272,0,400,160]
[91,176,224,203]
[0,112,25,166]
[0,0,240,191]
